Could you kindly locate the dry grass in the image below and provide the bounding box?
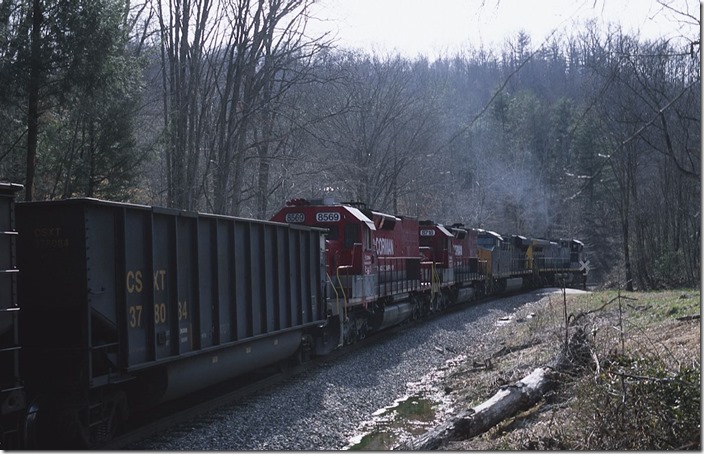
[440,289,701,451]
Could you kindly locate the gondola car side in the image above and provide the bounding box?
[17,198,330,448]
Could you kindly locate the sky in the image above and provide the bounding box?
[306,0,700,58]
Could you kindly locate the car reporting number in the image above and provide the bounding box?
[285,212,305,223]
[316,212,340,222]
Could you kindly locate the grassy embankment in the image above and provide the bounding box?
[346,289,700,450]
[445,288,701,450]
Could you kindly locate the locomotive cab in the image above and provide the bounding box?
[476,229,501,272]
[476,230,528,294]
[569,239,585,267]
[510,235,532,273]
[450,224,485,277]
[271,198,377,304]
[448,223,483,303]
[419,220,455,287]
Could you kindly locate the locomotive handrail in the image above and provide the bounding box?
[326,271,342,312]
[325,272,344,347]
[431,260,441,298]
[419,260,445,266]
[326,272,340,303]
[335,265,351,319]
[377,255,421,296]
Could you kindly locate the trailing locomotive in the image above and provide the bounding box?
[419,220,483,309]
[1,191,587,449]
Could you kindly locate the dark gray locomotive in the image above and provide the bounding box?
[14,198,333,448]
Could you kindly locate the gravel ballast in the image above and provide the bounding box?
[130,289,570,450]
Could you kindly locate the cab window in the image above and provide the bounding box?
[324,225,339,241]
[477,236,495,250]
[343,223,359,248]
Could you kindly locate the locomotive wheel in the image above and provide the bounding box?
[430,294,439,313]
[343,317,356,345]
[450,287,460,305]
[290,345,311,366]
[411,302,421,321]
[358,322,367,341]
[422,299,431,318]
[438,293,448,310]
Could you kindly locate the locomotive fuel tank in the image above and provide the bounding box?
[370,301,414,332]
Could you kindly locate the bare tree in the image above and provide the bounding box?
[155,0,219,209]
[309,54,442,213]
[191,0,330,216]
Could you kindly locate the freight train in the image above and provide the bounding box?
[0,188,586,449]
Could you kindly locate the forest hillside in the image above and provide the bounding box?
[0,0,699,288]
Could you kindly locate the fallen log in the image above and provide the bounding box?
[396,367,556,450]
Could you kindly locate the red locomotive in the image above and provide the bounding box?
[271,198,423,345]
[418,221,486,309]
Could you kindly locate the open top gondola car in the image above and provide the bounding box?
[17,198,329,448]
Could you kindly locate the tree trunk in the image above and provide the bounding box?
[397,367,556,450]
[25,0,42,201]
[623,213,634,291]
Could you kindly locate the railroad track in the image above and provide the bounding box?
[102,365,297,449]
[102,325,391,448]
[102,286,586,449]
